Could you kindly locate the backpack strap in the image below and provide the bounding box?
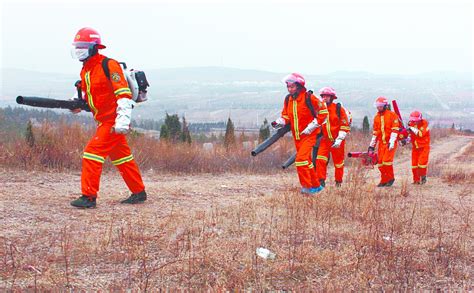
[102,57,111,80]
[305,90,317,118]
[336,103,341,120]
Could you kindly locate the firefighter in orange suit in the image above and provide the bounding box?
[406,110,430,184]
[368,97,400,187]
[69,27,146,208]
[316,87,351,187]
[271,73,328,194]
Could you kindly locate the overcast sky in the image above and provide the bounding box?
[1,0,472,75]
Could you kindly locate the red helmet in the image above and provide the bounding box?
[319,87,337,99]
[282,73,305,87]
[374,96,389,108]
[409,110,423,122]
[73,27,106,49]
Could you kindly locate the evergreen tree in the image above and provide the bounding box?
[259,118,270,142]
[223,117,236,149]
[160,113,182,141]
[362,116,370,134]
[25,120,35,147]
[180,116,192,144]
[160,124,170,140]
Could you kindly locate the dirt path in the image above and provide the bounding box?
[390,135,473,206]
[394,135,473,171]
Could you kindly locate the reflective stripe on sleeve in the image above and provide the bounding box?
[114,87,132,96]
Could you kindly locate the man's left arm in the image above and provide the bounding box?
[108,60,134,134]
[332,106,350,148]
[389,112,400,150]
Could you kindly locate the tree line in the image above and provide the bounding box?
[2,107,377,148]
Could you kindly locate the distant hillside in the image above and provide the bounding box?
[1,67,473,129]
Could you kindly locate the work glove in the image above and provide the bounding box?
[301,118,320,135]
[388,132,397,151]
[408,126,419,136]
[331,131,347,148]
[271,117,286,129]
[368,135,377,152]
[368,146,375,154]
[112,98,135,134]
[400,139,407,146]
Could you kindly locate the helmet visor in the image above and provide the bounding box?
[72,41,95,49]
[374,100,389,108]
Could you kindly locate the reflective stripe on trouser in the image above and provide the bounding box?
[294,134,320,188]
[412,146,430,180]
[377,143,397,183]
[81,123,145,196]
[316,138,345,182]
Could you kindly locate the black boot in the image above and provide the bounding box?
[335,181,342,187]
[385,179,395,187]
[319,179,326,188]
[121,190,147,204]
[71,195,96,208]
[377,182,387,187]
[420,176,427,184]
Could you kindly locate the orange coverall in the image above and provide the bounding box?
[281,91,328,188]
[316,103,351,183]
[408,119,430,182]
[373,110,400,184]
[80,54,145,197]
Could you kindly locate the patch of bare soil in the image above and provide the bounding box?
[1,135,472,291]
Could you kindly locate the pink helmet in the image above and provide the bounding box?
[409,110,423,122]
[374,96,389,108]
[282,73,305,87]
[319,87,337,99]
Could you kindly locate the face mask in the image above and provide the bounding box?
[72,48,89,61]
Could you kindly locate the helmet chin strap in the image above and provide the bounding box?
[88,44,98,58]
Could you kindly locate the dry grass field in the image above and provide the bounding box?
[0,130,473,291]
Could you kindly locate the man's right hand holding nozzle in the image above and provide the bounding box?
[69,88,83,114]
